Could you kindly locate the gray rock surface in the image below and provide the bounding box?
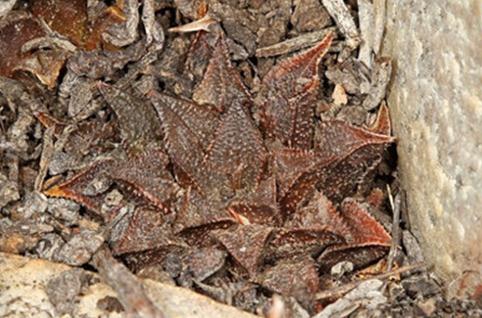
[382,1,482,297]
[0,253,258,318]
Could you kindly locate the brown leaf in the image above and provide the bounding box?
[317,199,391,271]
[108,148,180,213]
[339,198,391,245]
[111,206,179,256]
[192,34,250,112]
[98,83,162,154]
[204,99,267,193]
[182,247,226,281]
[212,224,272,277]
[151,92,219,191]
[122,245,187,273]
[273,147,317,199]
[44,159,114,214]
[257,257,320,302]
[14,50,69,89]
[368,102,391,136]
[0,12,45,77]
[227,177,281,225]
[185,31,215,84]
[318,243,389,272]
[82,4,125,50]
[29,0,88,46]
[259,32,334,149]
[281,120,394,212]
[286,191,349,235]
[315,120,394,162]
[267,227,342,261]
[174,188,235,242]
[314,120,394,201]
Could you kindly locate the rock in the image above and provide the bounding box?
[0,252,257,318]
[416,298,437,317]
[34,233,65,260]
[330,261,354,278]
[54,230,104,266]
[291,0,331,32]
[314,279,387,318]
[47,198,80,226]
[17,191,48,218]
[0,173,19,208]
[401,275,441,299]
[382,1,482,296]
[46,268,93,316]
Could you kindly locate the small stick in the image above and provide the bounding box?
[372,0,386,55]
[321,0,360,48]
[92,247,165,318]
[168,15,217,33]
[315,263,426,300]
[35,126,55,191]
[386,184,401,272]
[357,0,374,68]
[256,27,336,58]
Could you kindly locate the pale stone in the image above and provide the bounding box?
[0,253,258,318]
[382,1,482,296]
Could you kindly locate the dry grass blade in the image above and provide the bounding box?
[168,15,217,33]
[386,184,401,272]
[321,0,360,48]
[315,263,426,301]
[256,27,336,57]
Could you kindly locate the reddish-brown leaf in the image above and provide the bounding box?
[227,177,281,225]
[192,35,251,112]
[286,191,349,236]
[0,13,45,78]
[44,159,114,214]
[267,227,342,261]
[259,33,334,149]
[281,120,394,212]
[111,207,180,256]
[257,257,320,303]
[339,198,391,245]
[98,83,162,154]
[185,31,214,83]
[204,99,267,193]
[368,102,391,136]
[212,224,272,277]
[174,188,235,243]
[30,0,88,46]
[108,148,180,213]
[317,199,391,271]
[151,92,219,191]
[273,147,317,199]
[317,243,389,272]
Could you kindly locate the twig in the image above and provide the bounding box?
[255,27,336,58]
[357,0,374,68]
[321,0,360,48]
[315,263,426,300]
[92,247,166,318]
[372,0,386,55]
[35,126,54,191]
[168,15,217,33]
[386,184,401,272]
